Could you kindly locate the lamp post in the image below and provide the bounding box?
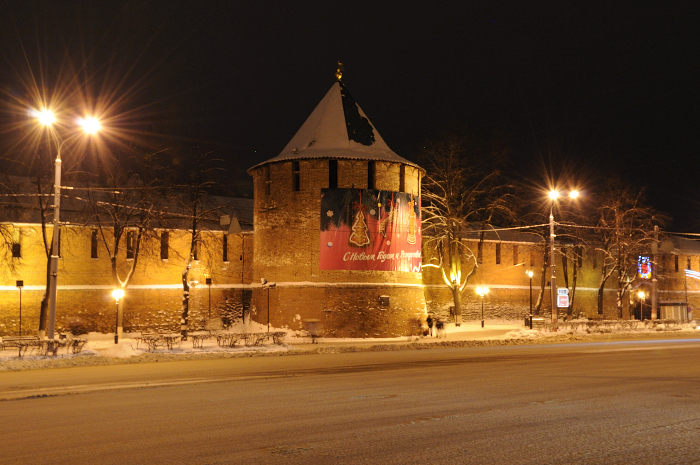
[548,189,579,331]
[34,109,101,340]
[206,277,212,320]
[638,291,646,320]
[476,286,489,328]
[112,289,125,344]
[526,270,534,329]
[16,280,24,336]
[261,279,276,332]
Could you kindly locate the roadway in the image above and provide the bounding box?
[1,339,699,464]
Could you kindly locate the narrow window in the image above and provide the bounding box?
[399,165,406,192]
[530,249,534,267]
[675,255,679,273]
[11,229,20,258]
[328,159,338,189]
[495,243,501,265]
[292,161,300,191]
[160,232,169,260]
[592,254,598,270]
[126,231,135,259]
[91,230,98,259]
[687,257,691,271]
[367,161,376,189]
[512,244,519,266]
[223,234,229,262]
[264,165,271,197]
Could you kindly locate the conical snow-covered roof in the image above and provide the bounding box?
[248,81,423,172]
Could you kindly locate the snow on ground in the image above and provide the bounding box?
[1,319,698,372]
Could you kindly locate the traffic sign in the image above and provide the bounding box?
[557,288,569,296]
[557,294,569,307]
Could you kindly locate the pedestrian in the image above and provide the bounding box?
[426,314,434,337]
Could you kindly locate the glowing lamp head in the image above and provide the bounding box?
[78,116,102,135]
[638,291,645,300]
[32,108,56,127]
[569,190,580,199]
[476,286,489,297]
[112,289,125,302]
[526,270,534,278]
[549,190,560,200]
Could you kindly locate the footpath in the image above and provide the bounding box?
[1,320,699,372]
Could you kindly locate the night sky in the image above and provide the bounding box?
[1,1,699,229]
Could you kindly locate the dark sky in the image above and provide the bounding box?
[1,1,699,229]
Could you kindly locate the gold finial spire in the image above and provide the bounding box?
[335,61,344,81]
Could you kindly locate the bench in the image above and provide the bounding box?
[59,333,88,354]
[135,332,181,351]
[1,336,42,357]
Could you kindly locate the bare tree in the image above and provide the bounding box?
[164,148,225,339]
[594,184,664,318]
[87,150,161,338]
[421,133,516,323]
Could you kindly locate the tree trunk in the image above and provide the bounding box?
[534,246,548,315]
[451,284,461,324]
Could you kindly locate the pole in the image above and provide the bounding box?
[114,298,120,344]
[267,287,270,333]
[550,206,557,330]
[481,297,484,328]
[47,154,62,341]
[208,283,212,319]
[529,275,533,329]
[652,225,659,320]
[19,286,22,337]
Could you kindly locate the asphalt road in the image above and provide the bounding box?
[1,339,699,465]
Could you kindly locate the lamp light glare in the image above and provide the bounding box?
[569,190,580,199]
[638,291,645,300]
[78,116,102,135]
[549,190,559,200]
[112,289,125,301]
[33,109,56,126]
[526,270,534,278]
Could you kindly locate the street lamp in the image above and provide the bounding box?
[526,270,534,329]
[261,278,276,332]
[33,108,102,341]
[548,189,579,331]
[638,291,646,320]
[16,280,24,336]
[476,286,489,328]
[112,289,125,344]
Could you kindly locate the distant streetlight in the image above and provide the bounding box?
[476,286,489,328]
[548,189,581,331]
[16,280,24,336]
[206,276,212,319]
[261,278,276,332]
[526,270,534,329]
[33,108,102,341]
[112,289,125,344]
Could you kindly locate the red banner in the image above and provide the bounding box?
[320,189,421,272]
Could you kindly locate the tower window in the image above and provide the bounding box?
[329,159,338,189]
[91,230,98,258]
[367,161,376,189]
[675,255,679,272]
[399,165,406,192]
[160,232,169,260]
[292,161,300,191]
[264,166,271,197]
[495,243,501,265]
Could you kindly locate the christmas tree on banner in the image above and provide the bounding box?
[349,203,371,247]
